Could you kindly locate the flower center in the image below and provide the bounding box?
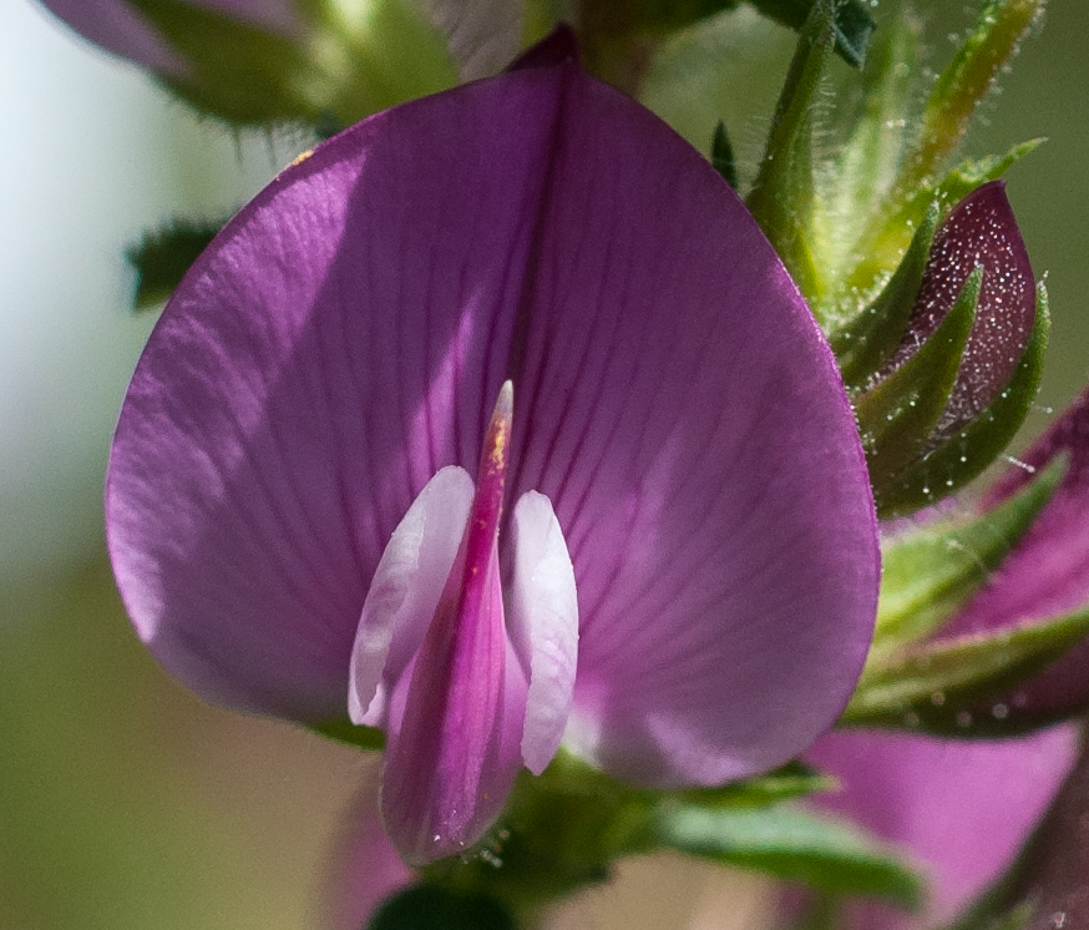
[347,382,579,865]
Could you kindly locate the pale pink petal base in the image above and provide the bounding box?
[348,466,474,726]
[508,490,579,775]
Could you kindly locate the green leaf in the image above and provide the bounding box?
[748,0,876,68]
[856,268,981,491]
[674,761,837,808]
[829,202,940,388]
[652,802,923,907]
[842,606,1089,733]
[875,283,1049,518]
[126,219,223,310]
[872,456,1065,663]
[746,2,836,307]
[310,717,385,750]
[711,121,739,189]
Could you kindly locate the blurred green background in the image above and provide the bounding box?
[2,2,1088,928]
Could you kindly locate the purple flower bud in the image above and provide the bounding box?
[896,180,1037,439]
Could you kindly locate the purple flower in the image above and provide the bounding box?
[803,725,1079,930]
[938,385,1089,726]
[106,49,879,864]
[793,380,1089,929]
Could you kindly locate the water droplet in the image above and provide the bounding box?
[956,711,973,728]
[903,711,920,727]
[992,703,1009,720]
[930,692,946,706]
[1050,911,1066,929]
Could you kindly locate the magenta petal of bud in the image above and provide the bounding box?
[899,180,1036,433]
[508,490,579,775]
[107,60,878,787]
[380,542,527,864]
[348,467,474,727]
[942,386,1089,719]
[805,726,1079,930]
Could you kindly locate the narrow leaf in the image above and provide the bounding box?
[873,456,1065,662]
[674,761,836,808]
[653,803,923,907]
[830,202,940,388]
[843,607,1089,733]
[897,0,1043,199]
[842,1,1043,297]
[901,139,1044,226]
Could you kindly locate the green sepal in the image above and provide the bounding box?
[673,760,837,808]
[842,0,1043,298]
[421,754,640,916]
[841,606,1089,735]
[711,121,739,190]
[126,218,224,310]
[748,0,876,68]
[829,202,940,389]
[903,140,1044,226]
[896,0,1044,201]
[746,2,836,308]
[309,717,385,750]
[132,0,458,126]
[368,885,517,930]
[871,456,1065,665]
[824,12,919,231]
[650,802,923,908]
[875,282,1049,518]
[856,268,981,491]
